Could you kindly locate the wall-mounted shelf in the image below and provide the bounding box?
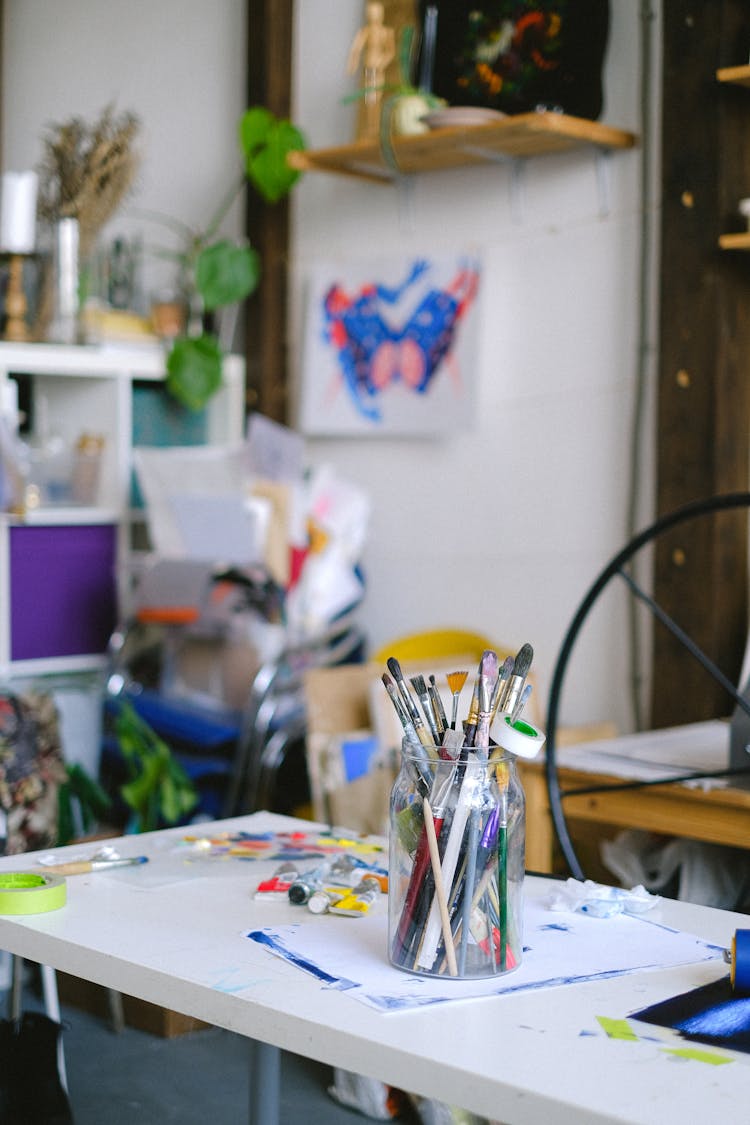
[288,112,637,184]
[717,67,750,249]
[719,231,750,250]
[717,64,750,87]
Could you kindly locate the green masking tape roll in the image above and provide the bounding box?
[0,872,67,914]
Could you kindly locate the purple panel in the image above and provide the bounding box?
[10,524,118,660]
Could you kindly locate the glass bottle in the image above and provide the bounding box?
[389,739,525,979]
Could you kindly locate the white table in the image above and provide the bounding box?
[0,811,749,1125]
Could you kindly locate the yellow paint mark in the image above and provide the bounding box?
[597,1017,638,1041]
[662,1047,734,1066]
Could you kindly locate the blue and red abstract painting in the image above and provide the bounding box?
[299,255,481,435]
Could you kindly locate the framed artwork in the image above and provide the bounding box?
[419,1,610,120]
[298,253,481,437]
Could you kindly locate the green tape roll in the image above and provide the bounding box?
[0,872,66,914]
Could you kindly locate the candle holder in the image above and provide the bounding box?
[1,170,39,341]
[4,252,30,341]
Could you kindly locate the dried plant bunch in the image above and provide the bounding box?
[37,104,140,258]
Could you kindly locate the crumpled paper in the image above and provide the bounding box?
[547,877,660,918]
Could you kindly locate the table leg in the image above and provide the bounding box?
[248,1039,280,1125]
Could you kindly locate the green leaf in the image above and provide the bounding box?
[66,762,112,819]
[166,335,223,412]
[239,106,274,151]
[121,756,162,815]
[196,240,260,310]
[239,107,305,204]
[57,786,75,848]
[111,698,198,833]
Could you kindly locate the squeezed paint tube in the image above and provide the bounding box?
[307,886,348,914]
[254,862,300,900]
[288,854,362,905]
[329,877,382,917]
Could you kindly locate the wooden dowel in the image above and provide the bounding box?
[423,798,458,977]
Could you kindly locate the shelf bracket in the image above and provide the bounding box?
[594,149,612,218]
[457,146,526,223]
[395,176,416,233]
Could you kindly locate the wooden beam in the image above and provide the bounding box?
[653,1,750,726]
[244,0,293,423]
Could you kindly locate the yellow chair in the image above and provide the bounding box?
[372,629,540,727]
[372,628,508,666]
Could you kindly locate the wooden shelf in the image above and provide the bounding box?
[288,112,637,183]
[719,231,750,250]
[717,68,750,247]
[717,63,750,87]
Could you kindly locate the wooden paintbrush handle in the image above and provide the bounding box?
[40,861,93,875]
[423,799,458,977]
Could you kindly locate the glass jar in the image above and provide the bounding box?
[389,739,525,979]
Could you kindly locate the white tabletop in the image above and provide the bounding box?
[0,811,748,1125]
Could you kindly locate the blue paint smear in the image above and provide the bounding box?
[633,975,750,1054]
[677,997,750,1037]
[247,930,359,991]
[538,923,571,932]
[363,993,442,1012]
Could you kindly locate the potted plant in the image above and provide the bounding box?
[56,701,200,840]
[153,106,306,413]
[104,699,199,834]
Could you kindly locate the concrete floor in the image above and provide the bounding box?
[13,980,417,1125]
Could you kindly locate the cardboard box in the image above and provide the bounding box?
[56,971,210,1038]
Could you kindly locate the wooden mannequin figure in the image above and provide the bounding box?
[347,1,396,141]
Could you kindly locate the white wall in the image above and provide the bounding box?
[2,0,247,298]
[292,2,661,736]
[2,1,662,737]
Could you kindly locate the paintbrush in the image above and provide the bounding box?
[510,682,533,726]
[382,672,421,748]
[40,856,148,876]
[381,673,433,786]
[394,730,463,966]
[499,643,534,716]
[474,650,499,755]
[410,674,441,745]
[387,657,433,750]
[422,798,458,977]
[460,654,486,747]
[428,674,449,737]
[416,755,480,972]
[463,650,498,749]
[490,655,515,721]
[446,670,468,730]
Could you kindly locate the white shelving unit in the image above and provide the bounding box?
[0,341,245,680]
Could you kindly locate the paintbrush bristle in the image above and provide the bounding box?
[499,655,514,681]
[513,643,534,678]
[386,656,404,680]
[410,674,427,695]
[446,670,468,695]
[480,649,498,680]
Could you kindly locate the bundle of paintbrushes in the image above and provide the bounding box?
[383,645,544,979]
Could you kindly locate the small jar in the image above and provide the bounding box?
[389,739,525,979]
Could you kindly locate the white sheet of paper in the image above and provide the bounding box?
[246,897,722,1012]
[245,413,305,483]
[169,493,266,564]
[557,720,730,784]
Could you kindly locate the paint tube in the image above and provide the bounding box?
[329,877,382,917]
[307,887,348,915]
[254,862,300,900]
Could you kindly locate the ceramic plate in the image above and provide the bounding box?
[420,107,507,130]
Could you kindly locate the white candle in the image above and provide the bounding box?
[0,171,38,253]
